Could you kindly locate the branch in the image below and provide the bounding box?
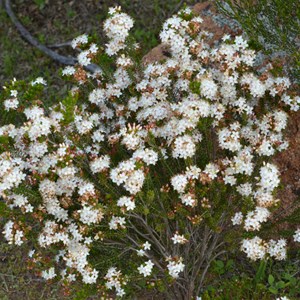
[4,0,100,73]
[47,41,72,49]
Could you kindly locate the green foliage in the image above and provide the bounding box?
[34,0,47,10]
[0,242,63,299]
[217,0,300,82]
[254,259,267,284]
[61,91,79,125]
[203,254,300,299]
[74,284,97,300]
[189,80,201,95]
[212,259,234,275]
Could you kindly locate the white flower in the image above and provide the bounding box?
[3,221,14,244]
[267,239,286,260]
[137,260,154,277]
[78,182,95,196]
[41,267,56,280]
[28,249,35,258]
[166,257,185,278]
[293,229,300,242]
[171,233,188,244]
[117,196,135,211]
[104,8,134,56]
[89,88,107,106]
[109,216,126,230]
[172,135,196,159]
[24,106,44,120]
[123,169,145,195]
[10,89,18,97]
[185,165,201,179]
[104,267,126,297]
[236,183,252,196]
[142,241,151,250]
[4,98,19,111]
[258,163,280,192]
[137,249,146,257]
[231,212,243,225]
[71,34,88,49]
[121,131,142,150]
[90,155,110,173]
[180,193,196,206]
[62,66,76,76]
[200,78,218,99]
[31,77,47,86]
[171,174,188,193]
[77,50,91,66]
[241,237,266,260]
[241,74,266,98]
[218,123,241,152]
[78,205,102,225]
[204,163,219,180]
[82,268,98,284]
[244,207,270,231]
[234,35,248,49]
[133,148,158,165]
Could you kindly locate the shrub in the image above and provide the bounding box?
[0,6,299,299]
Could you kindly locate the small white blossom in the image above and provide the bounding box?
[231,212,243,225]
[71,34,88,49]
[171,233,188,244]
[293,229,300,242]
[137,260,154,277]
[41,267,56,280]
[166,257,185,278]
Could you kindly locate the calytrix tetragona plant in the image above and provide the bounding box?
[1,6,300,299]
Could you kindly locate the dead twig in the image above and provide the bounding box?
[4,0,100,73]
[47,41,72,48]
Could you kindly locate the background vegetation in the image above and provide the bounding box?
[217,0,300,83]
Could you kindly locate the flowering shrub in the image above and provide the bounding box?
[1,6,299,299]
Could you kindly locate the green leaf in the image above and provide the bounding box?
[255,260,267,283]
[0,201,9,217]
[283,273,292,281]
[216,260,224,269]
[225,259,234,270]
[61,91,79,125]
[143,207,150,216]
[268,287,278,294]
[268,274,275,285]
[189,81,201,95]
[276,281,286,289]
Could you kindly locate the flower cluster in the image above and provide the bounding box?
[137,260,154,277]
[104,6,134,56]
[241,237,287,261]
[104,267,127,297]
[166,257,185,278]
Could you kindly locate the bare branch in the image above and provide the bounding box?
[4,0,100,73]
[47,41,72,49]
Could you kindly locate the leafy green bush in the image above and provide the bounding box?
[1,5,299,299]
[203,254,300,299]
